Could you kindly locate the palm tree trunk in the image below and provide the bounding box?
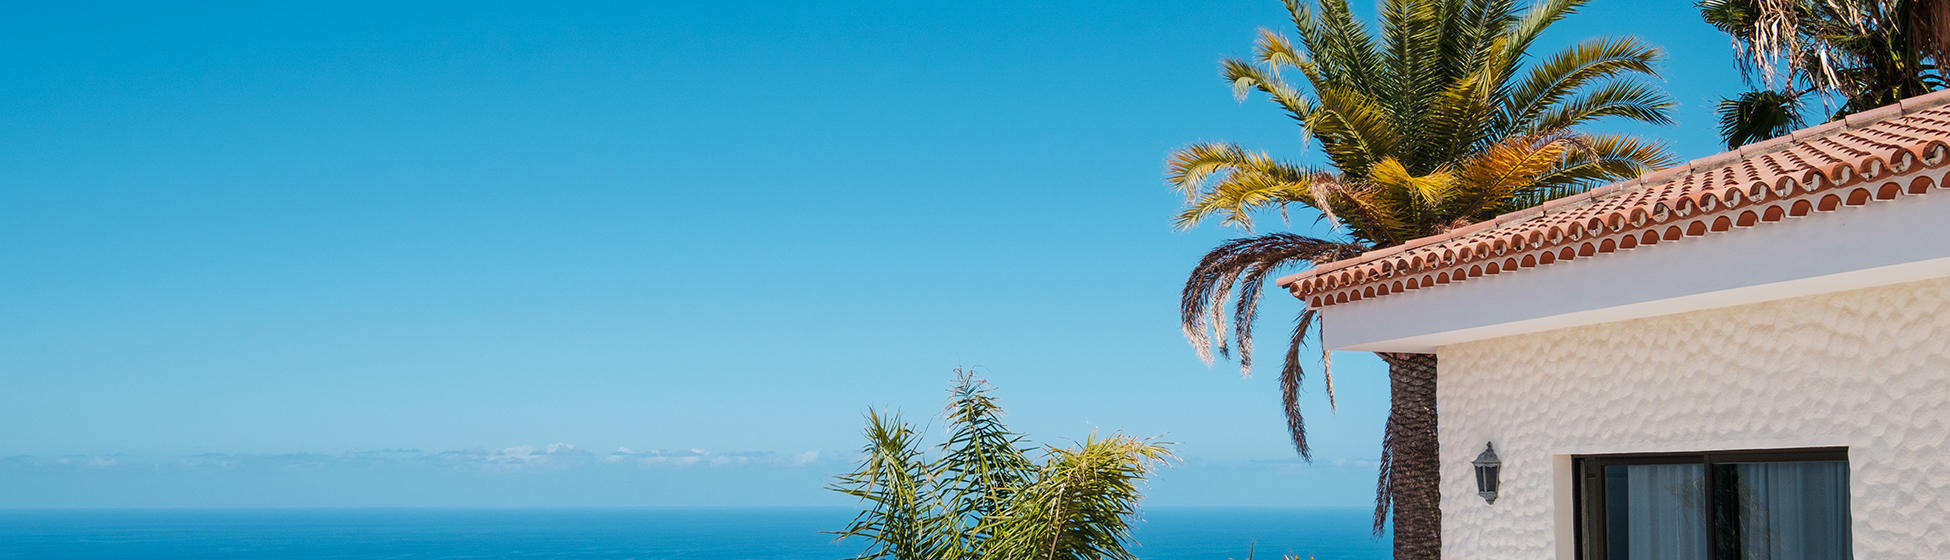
[1377,352,1439,560]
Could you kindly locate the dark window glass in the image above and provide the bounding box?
[1576,449,1851,560]
[1604,463,1707,559]
[1718,462,1852,559]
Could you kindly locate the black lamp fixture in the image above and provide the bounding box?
[1473,442,1501,505]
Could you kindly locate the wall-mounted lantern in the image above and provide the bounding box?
[1473,442,1501,505]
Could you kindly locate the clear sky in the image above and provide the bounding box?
[0,0,1745,508]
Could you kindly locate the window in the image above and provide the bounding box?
[1574,448,1852,560]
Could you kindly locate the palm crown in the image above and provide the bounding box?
[1169,0,1677,458]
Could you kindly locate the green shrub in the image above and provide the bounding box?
[830,370,1172,560]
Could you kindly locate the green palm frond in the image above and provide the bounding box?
[1295,0,1386,93]
[1530,79,1678,133]
[1499,36,1668,134]
[1499,0,1588,70]
[1177,0,1671,237]
[1717,89,1806,149]
[1254,28,1309,74]
[1223,57,1316,122]
[1419,72,1499,165]
[1165,141,1269,200]
[1305,84,1401,175]
[1445,0,1521,79]
[1165,142,1316,231]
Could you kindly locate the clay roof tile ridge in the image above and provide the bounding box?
[1270,92,1950,293]
[1846,104,1905,128]
[1900,88,1950,114]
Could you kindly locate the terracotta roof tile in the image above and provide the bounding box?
[1275,88,1950,308]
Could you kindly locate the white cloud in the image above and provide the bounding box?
[2,445,836,474]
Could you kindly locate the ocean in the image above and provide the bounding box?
[0,507,1390,559]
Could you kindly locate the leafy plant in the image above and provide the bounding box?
[1165,1,1676,557]
[1699,0,1950,148]
[831,370,1173,560]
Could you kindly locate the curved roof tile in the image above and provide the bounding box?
[1276,89,1950,308]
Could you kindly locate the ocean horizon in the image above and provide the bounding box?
[0,506,1390,559]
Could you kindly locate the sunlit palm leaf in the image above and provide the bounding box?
[1499,36,1668,134]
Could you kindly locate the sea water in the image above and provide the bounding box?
[0,507,1389,559]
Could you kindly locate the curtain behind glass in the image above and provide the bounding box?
[1609,464,1708,560]
[1731,461,1851,560]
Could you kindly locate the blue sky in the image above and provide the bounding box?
[1,0,1744,508]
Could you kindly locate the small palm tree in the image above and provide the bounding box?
[1701,0,1950,148]
[831,370,1173,560]
[1166,1,1676,558]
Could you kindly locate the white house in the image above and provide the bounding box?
[1276,90,1950,559]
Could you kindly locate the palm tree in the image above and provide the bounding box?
[831,370,1173,560]
[1166,0,1676,558]
[1701,0,1950,148]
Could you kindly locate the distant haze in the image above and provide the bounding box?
[0,0,1744,508]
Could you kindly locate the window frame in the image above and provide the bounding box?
[1572,447,1850,560]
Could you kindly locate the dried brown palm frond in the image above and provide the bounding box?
[1180,233,1364,459]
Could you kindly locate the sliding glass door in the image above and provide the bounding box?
[1576,448,1851,560]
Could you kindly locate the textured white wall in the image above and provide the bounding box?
[1438,275,1950,559]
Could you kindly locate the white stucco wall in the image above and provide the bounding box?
[1438,275,1950,559]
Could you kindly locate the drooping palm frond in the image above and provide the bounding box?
[1699,0,1950,147]
[1700,0,1816,87]
[1179,233,1368,371]
[1279,308,1325,459]
[1179,233,1364,460]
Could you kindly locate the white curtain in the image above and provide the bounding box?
[1733,461,1851,560]
[1623,464,1707,560]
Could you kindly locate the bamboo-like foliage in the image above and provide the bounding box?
[831,370,1173,560]
[831,410,944,560]
[1169,0,1675,461]
[1701,0,1950,148]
